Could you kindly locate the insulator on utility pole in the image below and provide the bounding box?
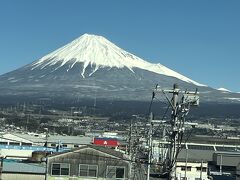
[152,83,200,180]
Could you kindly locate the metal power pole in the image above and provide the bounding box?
[153,83,199,180]
[169,84,179,179]
[147,112,153,180]
[128,119,133,158]
[0,157,3,180]
[128,119,133,179]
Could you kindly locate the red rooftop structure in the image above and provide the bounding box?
[93,137,120,147]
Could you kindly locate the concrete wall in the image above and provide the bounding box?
[175,161,208,180]
[2,173,44,180]
[0,149,33,158]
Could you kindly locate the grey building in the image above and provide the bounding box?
[1,161,45,180]
[1,133,92,148]
[46,145,131,180]
[213,152,240,167]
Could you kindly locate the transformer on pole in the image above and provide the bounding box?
[154,83,199,179]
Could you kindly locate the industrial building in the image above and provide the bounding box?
[151,140,240,178]
[0,133,93,159]
[0,133,92,148]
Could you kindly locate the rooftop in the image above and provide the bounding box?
[2,161,45,174]
[48,145,129,160]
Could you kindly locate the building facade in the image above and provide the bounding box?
[175,161,209,180]
[46,145,131,180]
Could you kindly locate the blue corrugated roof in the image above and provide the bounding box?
[0,144,69,152]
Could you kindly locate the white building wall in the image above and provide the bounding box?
[2,173,44,180]
[0,149,33,158]
[175,162,208,180]
[2,134,33,144]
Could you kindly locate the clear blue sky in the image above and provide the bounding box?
[0,0,239,92]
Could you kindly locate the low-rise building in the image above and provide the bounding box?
[46,145,131,180]
[0,133,92,148]
[175,160,209,180]
[0,133,93,159]
[1,161,45,180]
[213,152,240,167]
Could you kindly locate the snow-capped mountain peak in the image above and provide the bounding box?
[32,33,144,71]
[217,87,232,92]
[31,33,205,86]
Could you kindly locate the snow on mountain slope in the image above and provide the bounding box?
[31,34,205,86]
[218,88,232,92]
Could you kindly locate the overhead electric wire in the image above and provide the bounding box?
[148,91,155,115]
[153,103,171,135]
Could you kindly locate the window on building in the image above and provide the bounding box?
[22,143,32,146]
[202,167,207,172]
[181,166,186,171]
[51,163,70,176]
[9,142,20,146]
[0,142,8,145]
[79,164,97,177]
[196,167,207,172]
[180,166,191,171]
[107,166,125,179]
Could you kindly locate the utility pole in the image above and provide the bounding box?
[200,159,203,180]
[220,154,222,175]
[147,112,153,180]
[0,157,3,180]
[154,83,199,180]
[128,119,133,158]
[26,115,30,132]
[129,119,140,179]
[128,119,133,179]
[44,128,49,150]
[184,148,188,179]
[44,128,49,180]
[169,83,179,179]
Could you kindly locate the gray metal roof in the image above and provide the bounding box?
[48,145,129,160]
[2,161,45,174]
[48,135,92,145]
[187,144,215,150]
[214,151,240,156]
[178,149,214,161]
[12,133,92,145]
[216,146,240,152]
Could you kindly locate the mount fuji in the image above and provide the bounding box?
[0,34,239,103]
